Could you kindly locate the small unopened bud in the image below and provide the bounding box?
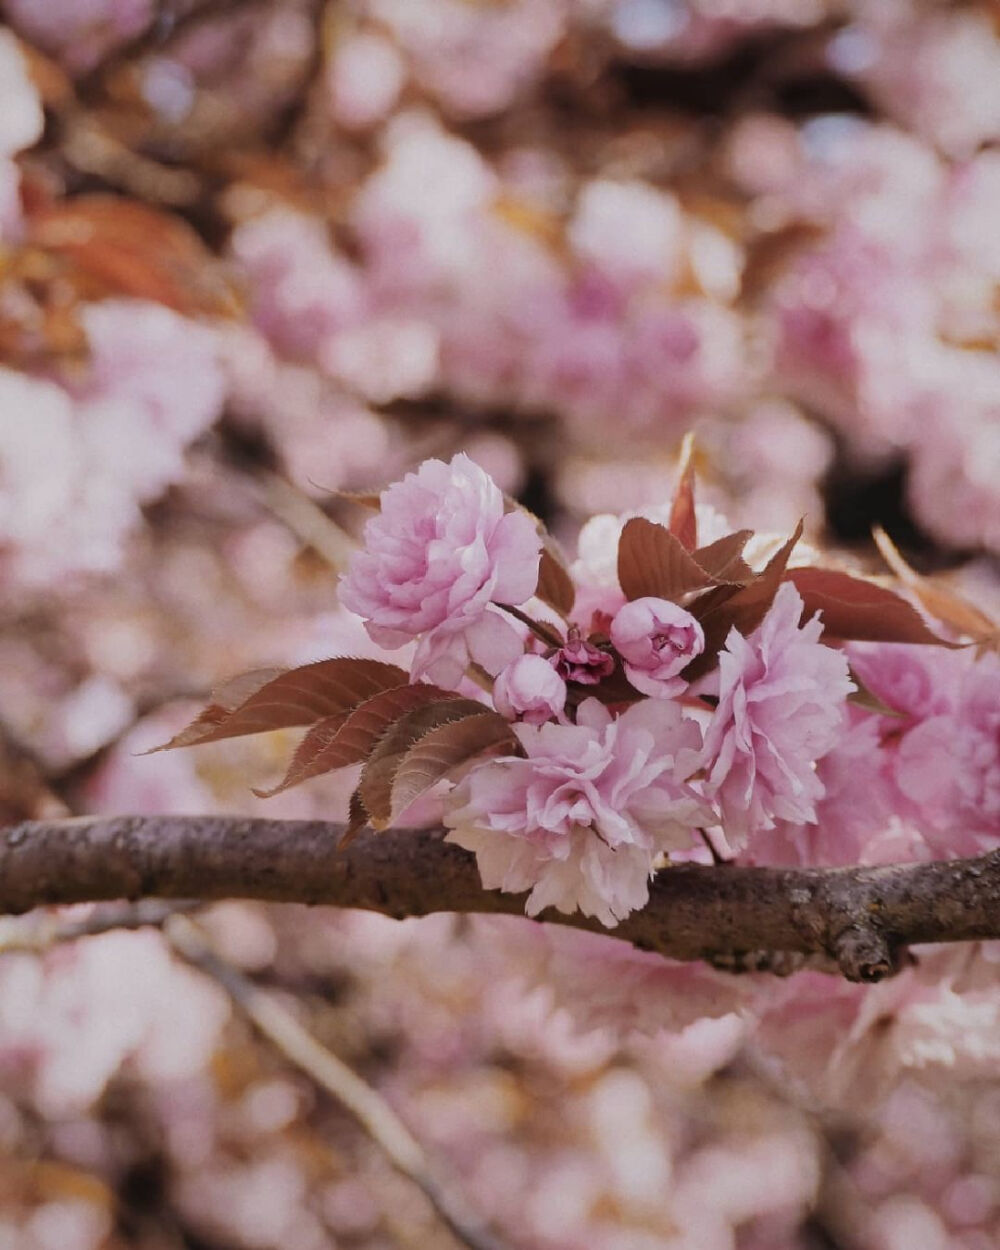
[550,628,615,685]
[610,597,704,698]
[494,654,567,724]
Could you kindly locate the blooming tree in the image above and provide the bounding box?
[1,4,999,1245]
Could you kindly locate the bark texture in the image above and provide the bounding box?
[1,815,998,981]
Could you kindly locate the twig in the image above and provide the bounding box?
[1,816,999,980]
[164,913,513,1250]
[0,899,198,953]
[243,469,358,572]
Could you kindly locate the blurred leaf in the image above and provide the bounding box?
[153,659,409,751]
[26,196,238,316]
[668,432,698,551]
[848,668,907,719]
[873,526,997,646]
[332,488,382,509]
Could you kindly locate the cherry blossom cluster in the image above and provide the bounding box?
[330,453,998,927]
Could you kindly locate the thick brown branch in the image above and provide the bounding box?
[0,816,998,981]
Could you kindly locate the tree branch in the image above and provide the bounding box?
[0,815,998,981]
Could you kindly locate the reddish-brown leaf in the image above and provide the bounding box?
[535,545,575,616]
[256,683,459,796]
[668,432,698,551]
[341,790,371,847]
[618,517,716,603]
[692,530,755,584]
[26,197,238,317]
[784,567,960,647]
[153,659,410,752]
[358,698,494,827]
[684,521,804,680]
[388,713,518,826]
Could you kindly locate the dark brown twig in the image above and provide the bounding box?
[1,816,999,980]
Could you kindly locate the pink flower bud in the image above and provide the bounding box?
[493,654,567,725]
[610,597,704,698]
[550,631,615,685]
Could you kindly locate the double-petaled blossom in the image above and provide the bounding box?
[493,654,567,724]
[444,698,709,927]
[846,643,1000,856]
[610,597,704,698]
[339,454,541,686]
[697,582,855,847]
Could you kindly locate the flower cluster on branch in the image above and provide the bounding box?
[159,445,999,930]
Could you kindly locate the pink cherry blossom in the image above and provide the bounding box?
[743,706,898,867]
[445,697,709,926]
[338,453,541,686]
[611,597,705,698]
[893,652,1000,855]
[698,582,855,847]
[493,654,567,724]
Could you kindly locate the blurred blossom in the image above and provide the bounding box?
[370,0,565,120]
[2,0,155,74]
[327,30,406,130]
[0,29,43,237]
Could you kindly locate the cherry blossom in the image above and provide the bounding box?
[338,453,541,685]
[445,698,708,926]
[698,582,855,847]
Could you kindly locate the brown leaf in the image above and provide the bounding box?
[668,432,698,551]
[341,790,371,847]
[153,659,410,751]
[684,521,804,680]
[617,517,716,603]
[692,530,755,584]
[256,683,460,796]
[388,713,518,825]
[784,567,960,647]
[873,526,997,645]
[26,196,238,317]
[358,698,495,827]
[536,545,575,617]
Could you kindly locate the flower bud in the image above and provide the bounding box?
[610,597,704,698]
[493,654,567,724]
[550,631,615,685]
